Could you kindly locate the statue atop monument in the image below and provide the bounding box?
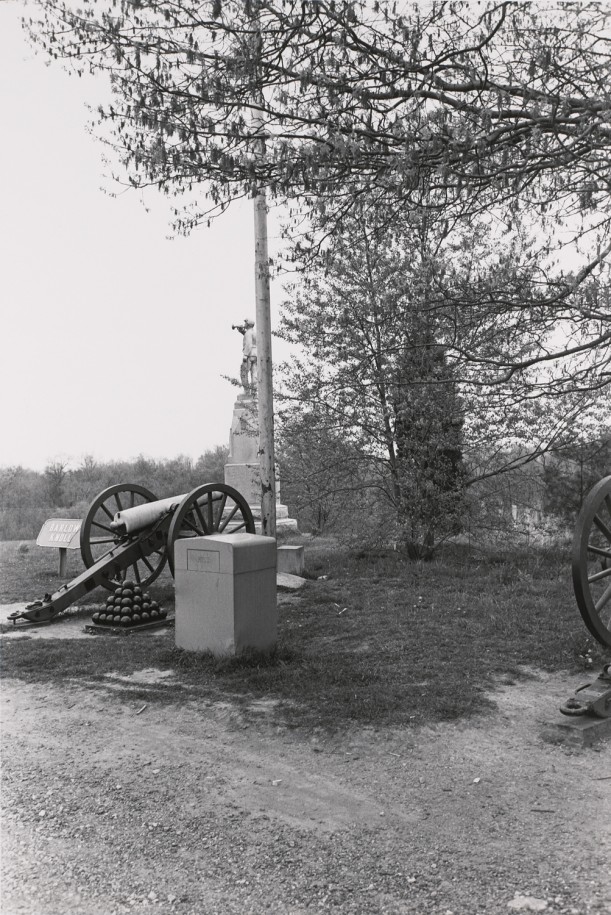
[232,318,257,393]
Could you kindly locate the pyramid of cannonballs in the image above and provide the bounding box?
[91,580,167,628]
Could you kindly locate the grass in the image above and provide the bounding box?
[1,538,609,734]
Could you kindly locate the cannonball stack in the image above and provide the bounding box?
[91,580,167,628]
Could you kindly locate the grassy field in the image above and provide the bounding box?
[1,537,608,733]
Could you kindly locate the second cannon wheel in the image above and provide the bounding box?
[166,483,255,576]
[80,483,167,590]
[571,475,611,647]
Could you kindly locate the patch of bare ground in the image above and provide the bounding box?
[2,668,610,915]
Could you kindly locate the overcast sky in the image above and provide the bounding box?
[1,0,290,472]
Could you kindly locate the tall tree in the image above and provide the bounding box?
[44,460,69,507]
[277,202,467,555]
[276,193,607,554]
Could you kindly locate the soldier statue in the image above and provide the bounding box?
[232,319,257,392]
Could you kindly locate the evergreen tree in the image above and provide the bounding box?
[278,202,467,556]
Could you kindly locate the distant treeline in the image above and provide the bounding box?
[2,437,609,547]
[0,448,228,541]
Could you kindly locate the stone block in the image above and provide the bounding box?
[277,545,305,576]
[277,572,307,591]
[549,713,611,747]
[225,464,294,527]
[225,463,261,506]
[225,395,299,531]
[228,395,259,464]
[174,533,277,656]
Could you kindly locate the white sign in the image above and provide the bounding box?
[36,519,82,549]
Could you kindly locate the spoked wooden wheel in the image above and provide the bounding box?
[80,483,167,590]
[167,483,255,576]
[572,475,611,647]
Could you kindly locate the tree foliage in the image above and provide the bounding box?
[26,2,611,217]
[277,202,469,555]
[543,431,611,522]
[44,460,69,507]
[276,189,610,552]
[277,409,376,535]
[25,0,611,387]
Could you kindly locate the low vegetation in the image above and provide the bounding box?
[0,448,229,541]
[1,537,607,734]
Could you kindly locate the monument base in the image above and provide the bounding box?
[224,462,299,534]
[229,394,259,464]
[251,510,300,536]
[225,389,299,534]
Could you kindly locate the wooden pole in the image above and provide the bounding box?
[252,112,276,538]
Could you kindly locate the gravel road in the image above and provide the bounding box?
[1,664,610,915]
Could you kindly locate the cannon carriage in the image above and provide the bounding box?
[9,482,255,625]
[561,474,611,721]
[571,474,611,649]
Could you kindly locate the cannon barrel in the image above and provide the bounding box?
[111,489,231,535]
[111,494,188,535]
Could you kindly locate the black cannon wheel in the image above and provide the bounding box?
[80,483,167,591]
[572,475,611,647]
[166,483,255,576]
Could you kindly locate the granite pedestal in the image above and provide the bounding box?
[174,533,277,656]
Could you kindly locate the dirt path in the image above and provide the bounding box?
[1,660,610,915]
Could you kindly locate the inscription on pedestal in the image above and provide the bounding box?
[187,549,220,572]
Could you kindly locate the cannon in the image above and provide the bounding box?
[560,474,611,722]
[572,474,611,649]
[8,482,255,625]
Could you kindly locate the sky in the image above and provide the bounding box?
[0,0,290,472]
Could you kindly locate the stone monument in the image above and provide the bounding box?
[224,320,298,533]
